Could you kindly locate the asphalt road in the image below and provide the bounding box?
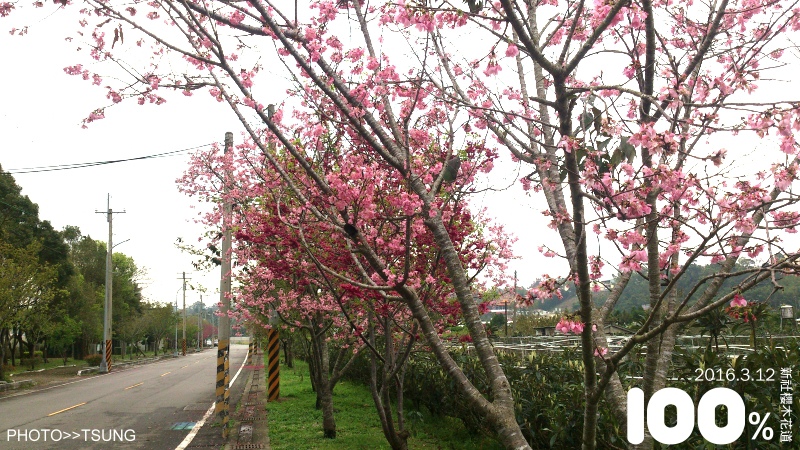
[0,344,248,450]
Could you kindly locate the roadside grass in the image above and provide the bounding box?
[264,357,503,450]
[5,357,88,377]
[4,346,188,378]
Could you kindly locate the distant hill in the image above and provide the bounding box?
[530,260,800,313]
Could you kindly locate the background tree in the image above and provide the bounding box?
[117,312,147,359]
[1,165,69,372]
[60,228,106,358]
[18,302,58,368]
[0,240,56,379]
[48,316,82,366]
[144,303,178,356]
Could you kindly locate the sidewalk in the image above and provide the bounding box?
[226,354,270,450]
[186,348,270,450]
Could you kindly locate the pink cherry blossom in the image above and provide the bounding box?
[505,44,519,58]
[0,2,13,17]
[730,293,747,308]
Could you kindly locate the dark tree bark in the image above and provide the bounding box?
[281,338,293,368]
[0,328,7,380]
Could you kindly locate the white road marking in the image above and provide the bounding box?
[174,349,248,450]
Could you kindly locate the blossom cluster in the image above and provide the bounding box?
[556,318,588,334]
[726,293,758,323]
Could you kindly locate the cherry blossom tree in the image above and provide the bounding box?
[419,2,800,448]
[178,126,511,448]
[5,0,800,448]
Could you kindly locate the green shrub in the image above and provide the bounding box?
[338,336,800,448]
[84,354,103,366]
[22,356,42,370]
[340,344,621,448]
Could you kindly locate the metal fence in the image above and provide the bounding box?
[484,334,800,359]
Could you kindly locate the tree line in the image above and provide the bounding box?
[0,164,181,379]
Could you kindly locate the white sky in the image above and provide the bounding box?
[5,4,793,310]
[0,7,553,308]
[0,11,245,308]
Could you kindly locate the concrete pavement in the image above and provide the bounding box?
[173,343,272,450]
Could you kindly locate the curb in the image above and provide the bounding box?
[0,379,35,392]
[77,354,177,376]
[77,367,100,376]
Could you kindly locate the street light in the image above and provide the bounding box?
[114,239,130,249]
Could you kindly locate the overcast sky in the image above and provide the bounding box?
[7,4,792,312]
[0,8,553,309]
[0,11,244,308]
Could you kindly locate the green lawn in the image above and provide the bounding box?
[264,357,503,450]
[5,356,87,376]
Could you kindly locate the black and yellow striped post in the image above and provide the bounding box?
[105,339,112,372]
[267,328,280,401]
[248,339,254,365]
[182,338,186,356]
[215,339,230,437]
[223,344,230,436]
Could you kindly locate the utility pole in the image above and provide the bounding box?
[512,270,517,335]
[178,272,191,356]
[96,195,125,373]
[198,295,203,349]
[216,131,233,436]
[174,289,179,356]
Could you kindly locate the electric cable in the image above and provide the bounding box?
[1,143,214,175]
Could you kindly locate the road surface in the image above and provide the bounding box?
[0,344,248,449]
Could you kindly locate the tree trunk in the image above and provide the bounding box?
[1,328,7,367]
[0,329,7,379]
[10,329,18,367]
[16,328,24,360]
[307,349,318,396]
[0,330,6,380]
[282,339,293,368]
[318,378,336,439]
[395,209,531,450]
[311,324,336,438]
[366,315,409,450]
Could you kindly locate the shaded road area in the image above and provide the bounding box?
[0,344,248,449]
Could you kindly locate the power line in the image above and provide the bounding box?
[1,143,214,175]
